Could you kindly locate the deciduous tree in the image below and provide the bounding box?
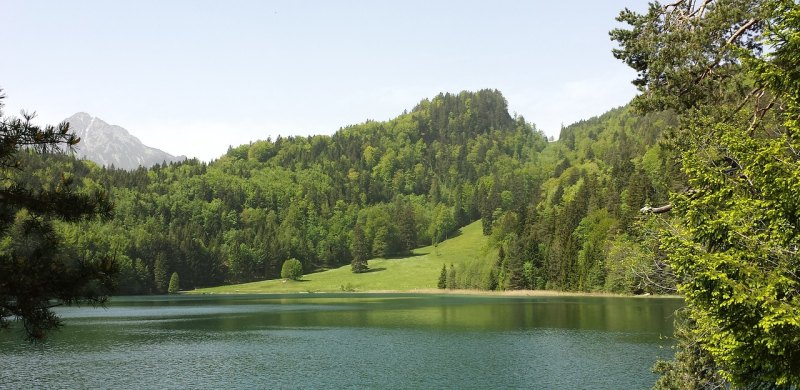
[280,258,303,281]
[613,1,800,386]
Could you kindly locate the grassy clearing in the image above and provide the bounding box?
[191,220,496,294]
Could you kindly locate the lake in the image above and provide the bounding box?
[0,294,683,389]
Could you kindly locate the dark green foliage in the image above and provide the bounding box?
[68,89,545,288]
[446,264,456,290]
[154,254,169,293]
[437,264,447,289]
[8,86,679,300]
[0,90,116,340]
[138,91,679,296]
[350,224,369,273]
[168,272,180,294]
[652,312,726,390]
[614,0,800,387]
[5,85,687,337]
[280,258,303,281]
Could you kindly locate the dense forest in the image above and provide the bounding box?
[3,0,798,388]
[5,89,682,296]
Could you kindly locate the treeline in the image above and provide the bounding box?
[487,107,682,293]
[17,89,682,294]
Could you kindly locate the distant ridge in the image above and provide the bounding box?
[64,113,186,170]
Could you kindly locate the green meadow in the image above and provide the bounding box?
[192,221,495,293]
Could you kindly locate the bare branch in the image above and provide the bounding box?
[727,18,758,46]
[641,204,674,214]
[689,0,714,18]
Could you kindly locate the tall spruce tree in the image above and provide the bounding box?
[437,264,447,289]
[350,223,369,273]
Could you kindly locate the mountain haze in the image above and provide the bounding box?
[65,112,186,170]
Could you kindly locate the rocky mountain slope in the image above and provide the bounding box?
[64,112,185,169]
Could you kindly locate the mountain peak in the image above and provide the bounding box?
[65,113,186,170]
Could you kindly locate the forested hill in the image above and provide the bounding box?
[516,107,681,292]
[46,89,546,293]
[20,89,681,294]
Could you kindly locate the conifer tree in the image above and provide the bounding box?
[350,223,369,273]
[437,264,447,289]
[446,264,456,290]
[154,254,169,293]
[0,90,115,340]
[168,272,180,294]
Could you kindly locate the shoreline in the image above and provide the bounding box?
[189,288,682,299]
[367,288,682,298]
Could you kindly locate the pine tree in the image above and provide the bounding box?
[168,272,180,294]
[154,254,169,293]
[446,264,456,290]
[350,223,369,273]
[0,90,116,340]
[437,264,447,289]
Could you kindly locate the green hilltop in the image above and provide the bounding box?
[8,89,681,295]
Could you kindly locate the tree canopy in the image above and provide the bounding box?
[0,90,116,340]
[280,258,303,281]
[613,0,800,387]
[2,88,681,296]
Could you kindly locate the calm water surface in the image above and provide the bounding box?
[0,294,683,389]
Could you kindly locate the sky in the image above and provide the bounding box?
[1,1,645,161]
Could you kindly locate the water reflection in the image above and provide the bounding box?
[1,294,683,389]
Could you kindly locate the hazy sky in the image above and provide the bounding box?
[2,1,645,161]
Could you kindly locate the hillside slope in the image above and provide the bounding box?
[192,220,494,293]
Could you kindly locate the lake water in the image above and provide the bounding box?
[0,294,682,389]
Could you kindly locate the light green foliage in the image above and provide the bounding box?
[614,0,800,386]
[604,235,650,294]
[280,258,303,281]
[57,89,542,291]
[574,209,616,291]
[446,264,457,290]
[11,80,686,344]
[428,204,456,245]
[168,272,180,294]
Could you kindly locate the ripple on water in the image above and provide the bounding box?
[0,294,681,389]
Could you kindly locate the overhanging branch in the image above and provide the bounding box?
[640,204,674,214]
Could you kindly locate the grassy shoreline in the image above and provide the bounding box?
[188,287,681,299]
[189,221,681,299]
